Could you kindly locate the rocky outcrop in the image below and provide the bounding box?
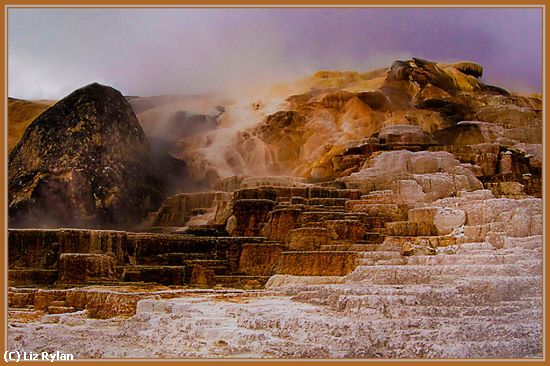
[8,83,162,229]
[147,191,232,228]
[339,150,482,201]
[378,124,434,144]
[433,190,542,243]
[57,253,118,284]
[238,243,287,276]
[275,251,358,276]
[386,58,484,93]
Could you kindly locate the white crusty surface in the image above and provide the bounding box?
[8,234,542,359]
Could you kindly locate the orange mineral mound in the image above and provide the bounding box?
[172,57,541,184]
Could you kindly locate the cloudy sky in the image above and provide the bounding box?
[8,7,543,99]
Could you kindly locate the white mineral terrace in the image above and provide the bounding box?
[8,234,542,359]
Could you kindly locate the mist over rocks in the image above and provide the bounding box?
[166,57,541,187]
[8,58,543,229]
[8,83,163,229]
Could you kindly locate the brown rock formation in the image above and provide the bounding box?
[339,150,482,200]
[57,253,118,284]
[8,83,162,229]
[275,251,358,276]
[238,243,287,276]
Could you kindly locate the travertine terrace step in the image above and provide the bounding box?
[184,259,230,275]
[296,278,540,300]
[50,300,67,307]
[7,228,273,289]
[349,241,401,252]
[390,301,540,319]
[376,241,404,251]
[346,263,540,285]
[357,249,405,266]
[358,251,403,261]
[381,322,539,347]
[320,244,351,251]
[384,221,438,236]
[295,282,541,314]
[358,258,406,266]
[359,190,401,204]
[303,206,346,212]
[289,227,328,251]
[384,235,457,248]
[505,236,543,250]
[181,225,229,237]
[290,197,307,205]
[130,235,265,261]
[298,211,347,224]
[154,252,215,265]
[8,269,58,287]
[6,172,543,357]
[297,211,382,231]
[456,242,496,250]
[406,253,531,266]
[47,306,77,314]
[299,221,323,228]
[122,265,187,285]
[145,226,184,234]
[306,198,348,207]
[350,243,381,252]
[215,275,272,287]
[276,251,358,276]
[362,232,385,243]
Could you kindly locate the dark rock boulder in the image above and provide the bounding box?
[452,61,483,78]
[9,83,162,229]
[385,57,484,94]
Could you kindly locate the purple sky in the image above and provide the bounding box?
[8,7,543,99]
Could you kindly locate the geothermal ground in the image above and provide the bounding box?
[8,235,543,358]
[7,58,543,359]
